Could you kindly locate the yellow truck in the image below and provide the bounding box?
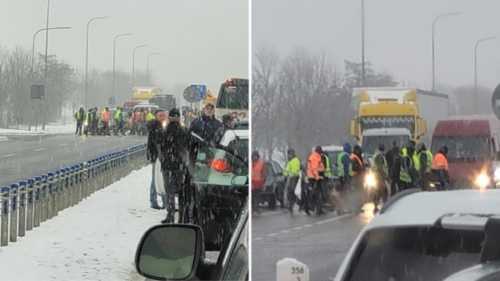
[350,87,448,155]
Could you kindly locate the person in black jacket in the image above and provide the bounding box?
[146,110,166,209]
[189,103,223,144]
[159,108,190,223]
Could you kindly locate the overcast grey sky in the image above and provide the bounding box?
[253,0,500,90]
[0,0,248,93]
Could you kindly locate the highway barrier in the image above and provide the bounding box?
[0,144,147,247]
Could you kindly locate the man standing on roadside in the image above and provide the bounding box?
[74,107,85,136]
[159,108,190,223]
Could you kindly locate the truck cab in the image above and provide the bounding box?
[431,116,500,189]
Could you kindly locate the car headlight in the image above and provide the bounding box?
[474,172,490,190]
[494,168,500,182]
[364,171,377,190]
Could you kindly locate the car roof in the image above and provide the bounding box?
[368,190,500,230]
[219,129,248,146]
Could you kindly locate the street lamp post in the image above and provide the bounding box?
[474,36,496,113]
[132,44,148,86]
[146,52,161,84]
[112,33,132,100]
[32,27,71,78]
[431,12,461,91]
[360,0,366,86]
[84,16,108,108]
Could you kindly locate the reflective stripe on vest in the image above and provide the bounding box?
[413,153,421,172]
[425,150,433,172]
[337,152,352,177]
[324,155,332,177]
[400,156,412,183]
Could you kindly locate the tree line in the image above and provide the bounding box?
[0,45,150,129]
[252,47,495,163]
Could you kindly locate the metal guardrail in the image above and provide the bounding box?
[0,144,147,247]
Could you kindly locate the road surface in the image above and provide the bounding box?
[252,206,374,281]
[0,134,146,187]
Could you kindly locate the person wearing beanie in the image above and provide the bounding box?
[158,107,189,223]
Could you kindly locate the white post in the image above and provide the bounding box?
[277,258,310,281]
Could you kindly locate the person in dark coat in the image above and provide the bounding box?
[74,107,85,136]
[389,144,401,196]
[159,108,190,223]
[146,110,167,209]
[188,103,223,144]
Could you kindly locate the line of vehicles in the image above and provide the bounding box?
[328,87,500,280]
[258,87,500,210]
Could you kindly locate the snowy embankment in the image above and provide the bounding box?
[0,122,75,137]
[0,165,164,281]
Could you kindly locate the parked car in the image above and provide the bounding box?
[258,160,286,209]
[335,189,500,281]
[191,123,248,251]
[135,198,248,281]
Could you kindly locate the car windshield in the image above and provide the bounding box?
[431,136,491,161]
[216,82,249,110]
[362,135,410,155]
[345,227,484,281]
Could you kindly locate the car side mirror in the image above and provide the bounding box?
[135,224,204,280]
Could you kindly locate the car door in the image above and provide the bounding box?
[219,208,249,281]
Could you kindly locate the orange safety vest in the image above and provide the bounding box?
[307,151,324,180]
[252,159,265,191]
[432,152,449,171]
[101,111,110,122]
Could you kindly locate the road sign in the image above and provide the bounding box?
[30,84,45,99]
[492,84,500,120]
[277,258,310,281]
[183,84,207,103]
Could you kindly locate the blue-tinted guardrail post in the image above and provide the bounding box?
[1,187,9,246]
[47,173,55,219]
[9,183,18,242]
[82,162,89,199]
[40,175,48,223]
[26,179,34,231]
[66,167,73,208]
[18,181,26,237]
[61,168,69,210]
[33,176,41,228]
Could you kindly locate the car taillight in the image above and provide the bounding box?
[211,159,232,173]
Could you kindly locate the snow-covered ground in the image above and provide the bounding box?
[0,122,75,136]
[0,165,163,281]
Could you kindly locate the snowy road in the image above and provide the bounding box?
[252,207,372,281]
[0,134,146,187]
[0,165,163,281]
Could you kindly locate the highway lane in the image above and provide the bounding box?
[252,207,373,281]
[0,134,146,187]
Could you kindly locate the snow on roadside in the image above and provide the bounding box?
[0,165,164,281]
[0,122,75,136]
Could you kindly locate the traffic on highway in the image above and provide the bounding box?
[252,1,500,281]
[0,1,248,280]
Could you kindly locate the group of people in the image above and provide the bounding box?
[74,106,126,136]
[146,103,241,223]
[252,139,450,215]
